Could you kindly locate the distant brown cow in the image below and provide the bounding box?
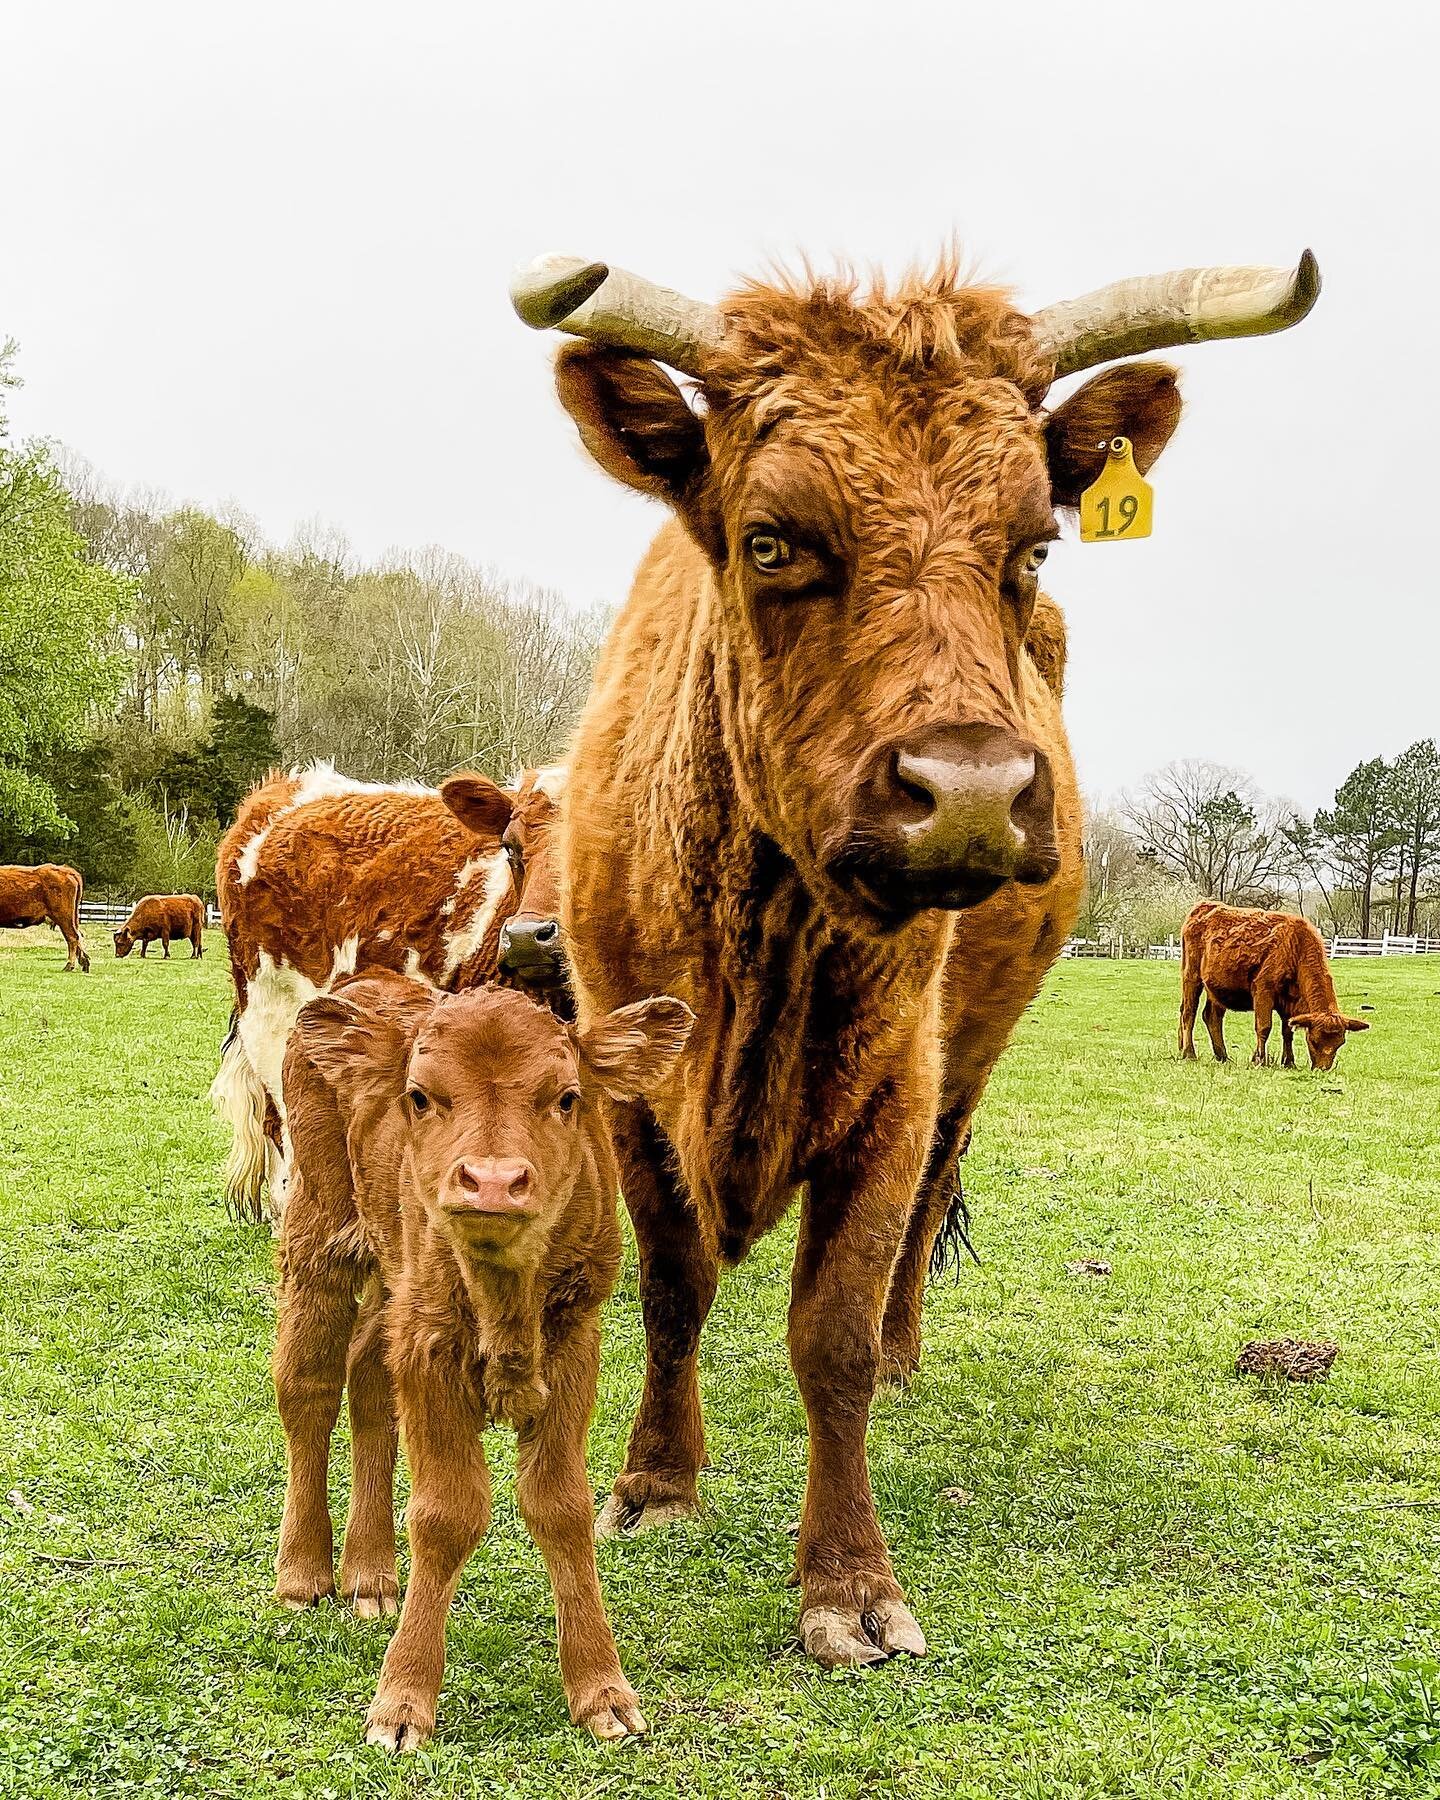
[1180,899,1370,1070]
[512,244,1318,1667]
[274,972,693,1750]
[210,761,565,1222]
[0,864,89,971]
[114,894,205,959]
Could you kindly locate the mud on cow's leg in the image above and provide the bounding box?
[596,1100,717,1537]
[879,1103,971,1385]
[789,1078,931,1669]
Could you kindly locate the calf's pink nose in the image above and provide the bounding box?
[456,1157,534,1213]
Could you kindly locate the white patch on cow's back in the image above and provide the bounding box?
[533,763,568,801]
[236,825,270,886]
[289,760,432,809]
[441,847,512,978]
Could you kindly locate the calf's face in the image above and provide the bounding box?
[113,930,135,958]
[556,288,1183,928]
[1290,1010,1369,1071]
[297,984,693,1265]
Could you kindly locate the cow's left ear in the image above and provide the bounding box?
[441,773,513,839]
[1343,1015,1371,1033]
[1045,363,1183,507]
[576,996,696,1103]
[295,994,409,1094]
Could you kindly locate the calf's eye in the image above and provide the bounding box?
[748,533,792,572]
[408,1089,430,1115]
[557,1089,580,1118]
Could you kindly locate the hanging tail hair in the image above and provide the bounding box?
[209,1008,269,1223]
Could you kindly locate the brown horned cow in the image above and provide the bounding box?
[1179,898,1369,1070]
[211,761,566,1222]
[114,893,206,959]
[0,863,89,971]
[274,971,693,1748]
[512,245,1320,1667]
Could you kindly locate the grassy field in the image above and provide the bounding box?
[2,929,1439,1798]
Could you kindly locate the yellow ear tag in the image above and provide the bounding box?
[1079,435,1153,543]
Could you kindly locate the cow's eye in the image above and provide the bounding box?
[747,532,793,572]
[1025,542,1049,572]
[557,1089,580,1119]
[408,1089,430,1115]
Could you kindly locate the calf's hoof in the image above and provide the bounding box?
[799,1596,928,1669]
[577,1684,648,1741]
[595,1491,698,1539]
[274,1569,335,1610]
[364,1694,434,1754]
[343,1571,400,1619]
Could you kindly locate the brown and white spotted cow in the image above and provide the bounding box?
[210,761,565,1222]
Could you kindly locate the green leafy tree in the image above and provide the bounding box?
[1316,758,1403,939]
[0,345,130,836]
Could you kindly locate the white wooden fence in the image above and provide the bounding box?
[80,901,221,930]
[1065,933,1440,963]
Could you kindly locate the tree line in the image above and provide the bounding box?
[1080,749,1440,948]
[0,346,603,899]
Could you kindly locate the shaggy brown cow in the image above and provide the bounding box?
[211,761,565,1222]
[1179,899,1369,1070]
[114,893,206,959]
[512,246,1320,1667]
[274,972,692,1749]
[0,863,89,971]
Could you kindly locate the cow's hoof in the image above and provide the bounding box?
[364,1695,433,1754]
[344,1573,400,1619]
[594,1492,698,1539]
[799,1597,928,1668]
[274,1571,335,1610]
[579,1686,648,1741]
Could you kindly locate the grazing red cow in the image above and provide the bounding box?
[0,863,89,971]
[114,893,206,959]
[1180,899,1370,1070]
[512,245,1319,1666]
[210,761,565,1222]
[274,971,693,1749]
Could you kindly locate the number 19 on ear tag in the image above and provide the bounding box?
[1079,436,1152,542]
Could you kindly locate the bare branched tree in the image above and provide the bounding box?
[1120,761,1289,904]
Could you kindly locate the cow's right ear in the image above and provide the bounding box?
[441,773,513,839]
[577,996,697,1103]
[295,995,407,1093]
[555,346,718,547]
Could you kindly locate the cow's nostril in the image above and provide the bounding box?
[533,920,559,944]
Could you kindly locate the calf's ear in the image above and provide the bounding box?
[441,773,513,839]
[577,996,697,1103]
[555,345,720,553]
[1045,363,1183,507]
[1289,1013,1314,1029]
[1343,1015,1370,1032]
[296,994,408,1094]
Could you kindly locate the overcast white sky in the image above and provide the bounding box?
[6,0,1437,810]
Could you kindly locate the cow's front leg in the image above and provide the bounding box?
[597,1100,716,1536]
[161,932,171,958]
[1252,985,1274,1065]
[790,1080,931,1669]
[1280,1016,1297,1069]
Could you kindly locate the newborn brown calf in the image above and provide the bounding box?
[273,972,693,1750]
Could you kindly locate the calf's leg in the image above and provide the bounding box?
[338,1285,399,1617]
[1252,985,1275,1066]
[789,1079,930,1669]
[273,1268,358,1607]
[161,930,171,958]
[597,1101,717,1536]
[517,1323,646,1740]
[879,1103,970,1384]
[1280,1016,1296,1069]
[366,1377,490,1754]
[1202,996,1228,1062]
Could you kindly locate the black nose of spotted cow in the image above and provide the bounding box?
[839,721,1059,918]
[497,914,565,985]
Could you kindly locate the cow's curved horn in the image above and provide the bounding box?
[509,254,724,374]
[1032,249,1321,379]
